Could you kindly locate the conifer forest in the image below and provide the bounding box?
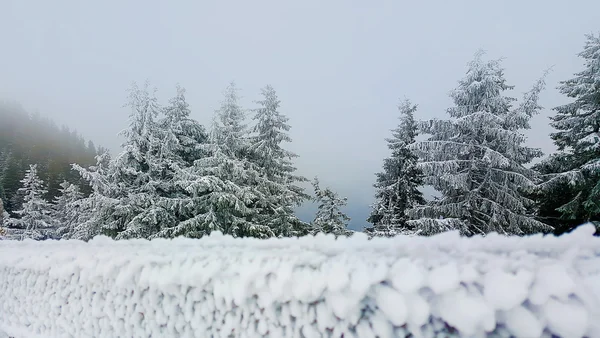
[1,33,599,241]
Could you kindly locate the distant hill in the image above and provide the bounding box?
[0,101,104,214]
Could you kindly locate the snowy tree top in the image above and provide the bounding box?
[551,33,600,155]
[212,82,248,157]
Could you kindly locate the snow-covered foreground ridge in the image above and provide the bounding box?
[1,226,600,338]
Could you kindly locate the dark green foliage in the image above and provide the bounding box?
[365,100,426,237]
[534,34,600,235]
[533,155,599,235]
[0,101,100,216]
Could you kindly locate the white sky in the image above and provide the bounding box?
[1,0,598,229]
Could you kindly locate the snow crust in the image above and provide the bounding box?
[1,224,600,338]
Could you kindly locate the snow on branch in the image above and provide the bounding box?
[1,225,600,337]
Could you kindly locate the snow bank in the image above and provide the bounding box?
[1,225,600,338]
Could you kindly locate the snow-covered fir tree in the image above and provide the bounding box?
[69,151,117,240]
[248,85,310,237]
[311,177,352,236]
[0,208,6,238]
[145,85,210,238]
[52,180,84,238]
[408,51,551,236]
[536,33,600,233]
[69,82,163,240]
[0,149,11,203]
[156,85,208,168]
[213,82,249,159]
[7,164,54,240]
[109,81,166,239]
[365,99,425,237]
[0,197,7,234]
[160,82,273,238]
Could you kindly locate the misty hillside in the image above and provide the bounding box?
[0,101,102,213]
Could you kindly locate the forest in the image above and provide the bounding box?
[0,33,598,241]
[0,102,101,215]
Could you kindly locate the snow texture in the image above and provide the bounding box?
[1,224,600,338]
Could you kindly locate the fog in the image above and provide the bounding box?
[1,0,598,229]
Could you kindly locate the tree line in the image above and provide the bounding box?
[1,83,352,240]
[0,102,101,215]
[365,34,599,237]
[1,32,598,240]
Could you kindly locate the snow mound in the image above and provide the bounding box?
[1,224,600,338]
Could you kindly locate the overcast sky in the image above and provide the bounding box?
[1,0,599,230]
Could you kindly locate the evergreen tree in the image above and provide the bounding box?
[365,99,425,237]
[69,82,163,240]
[5,157,27,213]
[0,216,6,238]
[311,177,351,236]
[0,101,99,212]
[151,84,207,198]
[536,33,600,234]
[213,82,249,159]
[0,197,6,230]
[157,85,208,166]
[0,149,11,204]
[161,83,273,238]
[109,81,164,239]
[248,85,310,237]
[0,196,8,240]
[69,151,117,240]
[409,51,551,236]
[149,85,210,238]
[52,180,84,238]
[6,164,54,240]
